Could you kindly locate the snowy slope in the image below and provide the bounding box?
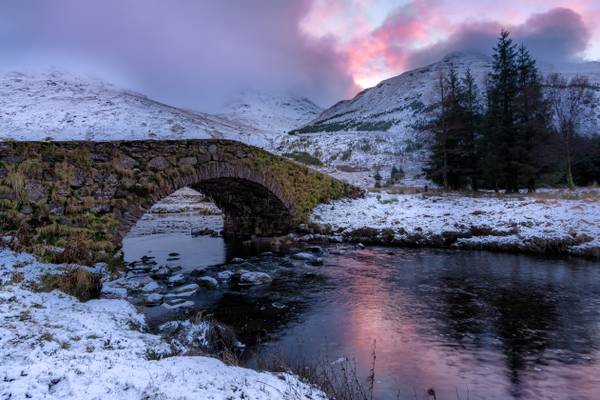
[0,70,271,146]
[219,90,322,136]
[279,53,600,185]
[299,52,600,136]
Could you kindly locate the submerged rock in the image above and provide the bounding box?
[198,276,219,288]
[217,271,234,281]
[237,271,272,286]
[291,252,316,261]
[141,280,160,293]
[168,274,186,285]
[145,292,164,305]
[291,252,323,266]
[173,283,199,293]
[163,299,194,309]
[150,266,171,280]
[306,245,324,254]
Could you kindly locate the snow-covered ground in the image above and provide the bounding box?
[0,250,325,400]
[311,190,600,257]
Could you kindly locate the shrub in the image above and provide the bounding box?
[282,151,324,167]
[41,267,102,301]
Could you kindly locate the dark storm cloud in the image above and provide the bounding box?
[0,0,355,109]
[406,7,591,70]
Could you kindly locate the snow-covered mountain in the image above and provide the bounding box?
[296,52,600,136]
[276,52,600,185]
[219,90,322,135]
[0,70,269,146]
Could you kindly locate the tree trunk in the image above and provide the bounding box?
[566,135,575,190]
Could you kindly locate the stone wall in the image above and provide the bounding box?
[0,139,361,264]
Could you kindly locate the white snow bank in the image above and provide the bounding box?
[0,250,325,400]
[311,192,600,256]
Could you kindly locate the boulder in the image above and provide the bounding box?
[291,252,316,261]
[168,274,186,285]
[216,271,234,281]
[291,252,323,265]
[145,293,164,305]
[198,276,219,288]
[163,299,194,309]
[141,280,160,293]
[238,271,272,286]
[173,283,199,293]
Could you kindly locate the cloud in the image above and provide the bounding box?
[0,1,596,106]
[344,5,593,87]
[412,7,590,67]
[0,0,356,109]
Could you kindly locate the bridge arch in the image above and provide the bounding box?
[0,139,360,264]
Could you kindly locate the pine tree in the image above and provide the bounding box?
[424,65,476,190]
[424,71,451,189]
[458,67,482,190]
[513,44,550,192]
[484,30,519,192]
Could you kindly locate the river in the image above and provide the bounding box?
[123,203,600,400]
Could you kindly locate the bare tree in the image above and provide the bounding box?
[545,73,595,189]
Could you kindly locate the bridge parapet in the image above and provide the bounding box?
[0,139,361,263]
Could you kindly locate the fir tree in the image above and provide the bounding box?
[513,44,550,192]
[484,30,519,192]
[458,67,482,190]
[424,71,451,189]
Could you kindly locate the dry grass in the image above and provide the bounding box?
[40,267,102,301]
[252,341,378,400]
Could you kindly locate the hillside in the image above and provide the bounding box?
[0,70,269,146]
[278,53,600,185]
[219,90,322,136]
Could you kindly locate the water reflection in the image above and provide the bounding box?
[124,216,600,399]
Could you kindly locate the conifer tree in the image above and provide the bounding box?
[513,44,550,192]
[458,67,482,190]
[484,30,519,192]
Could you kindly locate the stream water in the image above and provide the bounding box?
[123,208,600,400]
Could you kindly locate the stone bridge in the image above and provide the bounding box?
[0,140,361,263]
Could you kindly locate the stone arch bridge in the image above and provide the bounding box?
[0,140,361,263]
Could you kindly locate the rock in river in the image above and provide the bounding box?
[238,271,272,286]
[168,274,186,285]
[217,271,234,281]
[198,276,219,288]
[141,280,161,293]
[145,293,163,305]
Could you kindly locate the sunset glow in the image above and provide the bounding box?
[302,0,600,89]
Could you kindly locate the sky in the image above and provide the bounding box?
[0,0,598,109]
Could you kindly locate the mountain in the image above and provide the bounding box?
[219,90,322,136]
[277,52,600,185]
[0,70,269,146]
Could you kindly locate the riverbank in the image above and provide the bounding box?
[0,249,326,400]
[308,190,600,259]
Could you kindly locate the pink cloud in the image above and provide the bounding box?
[326,2,595,89]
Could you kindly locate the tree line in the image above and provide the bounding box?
[423,30,599,191]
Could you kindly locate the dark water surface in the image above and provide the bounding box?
[124,227,600,399]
